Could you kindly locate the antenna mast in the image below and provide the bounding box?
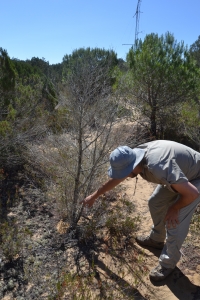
[122,0,142,48]
[134,0,142,49]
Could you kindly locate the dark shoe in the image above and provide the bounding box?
[149,264,174,281]
[136,235,164,249]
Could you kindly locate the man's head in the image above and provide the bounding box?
[108,146,145,179]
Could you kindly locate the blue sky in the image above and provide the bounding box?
[1,0,200,64]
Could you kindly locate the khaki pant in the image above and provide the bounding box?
[149,179,200,269]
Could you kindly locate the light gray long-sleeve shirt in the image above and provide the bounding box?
[137,140,200,193]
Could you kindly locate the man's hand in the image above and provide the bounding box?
[81,195,96,208]
[164,181,199,229]
[80,177,126,208]
[164,205,179,229]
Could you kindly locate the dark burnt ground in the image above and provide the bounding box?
[0,171,73,300]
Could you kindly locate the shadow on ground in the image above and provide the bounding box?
[150,267,200,300]
[136,244,200,300]
[96,259,147,300]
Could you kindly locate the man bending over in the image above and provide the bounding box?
[82,140,200,281]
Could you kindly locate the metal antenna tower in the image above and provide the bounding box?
[134,0,142,49]
[122,0,142,49]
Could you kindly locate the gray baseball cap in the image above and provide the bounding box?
[108,146,145,179]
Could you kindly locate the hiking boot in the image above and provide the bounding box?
[149,264,174,281]
[135,235,164,249]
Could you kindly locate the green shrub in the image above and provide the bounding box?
[0,220,32,262]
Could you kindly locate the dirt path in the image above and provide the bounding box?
[122,176,200,300]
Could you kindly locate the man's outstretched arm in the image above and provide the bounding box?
[81,177,126,207]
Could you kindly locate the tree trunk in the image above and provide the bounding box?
[150,100,157,138]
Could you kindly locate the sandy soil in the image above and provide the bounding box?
[122,176,200,300]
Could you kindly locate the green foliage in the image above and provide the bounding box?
[190,35,200,68]
[12,58,43,80]
[49,106,72,133]
[13,57,50,78]
[105,214,139,240]
[180,99,200,148]
[126,32,200,138]
[0,220,32,262]
[63,47,118,98]
[0,51,56,170]
[0,120,11,136]
[181,100,200,127]
[0,48,15,90]
[42,79,58,111]
[111,65,125,91]
[13,58,58,112]
[0,48,16,113]
[49,62,63,84]
[63,47,118,71]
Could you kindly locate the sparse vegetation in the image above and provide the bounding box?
[0,35,200,299]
